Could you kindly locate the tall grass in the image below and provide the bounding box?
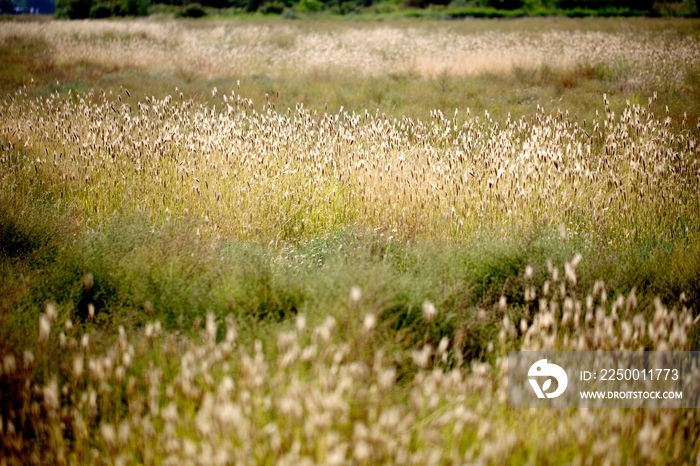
[2,256,699,465]
[2,85,699,464]
[2,88,698,246]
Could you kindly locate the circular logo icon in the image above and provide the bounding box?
[528,359,568,399]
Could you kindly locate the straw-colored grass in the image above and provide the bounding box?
[2,266,699,465]
[1,19,699,81]
[2,87,698,246]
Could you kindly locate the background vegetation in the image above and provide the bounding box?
[2,0,696,19]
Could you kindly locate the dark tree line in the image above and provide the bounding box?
[54,0,148,18]
[45,0,697,19]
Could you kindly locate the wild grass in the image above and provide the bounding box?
[2,85,698,247]
[2,255,699,465]
[1,17,699,122]
[1,16,700,465]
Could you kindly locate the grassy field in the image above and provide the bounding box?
[1,15,700,465]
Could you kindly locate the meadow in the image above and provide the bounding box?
[1,15,700,465]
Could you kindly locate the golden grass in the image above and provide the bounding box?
[0,19,699,80]
[1,87,698,246]
[2,264,699,465]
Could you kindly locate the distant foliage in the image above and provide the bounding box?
[89,2,112,15]
[123,0,150,14]
[56,0,148,17]
[297,0,322,11]
[259,0,284,12]
[52,0,698,17]
[488,0,523,9]
[55,0,91,17]
[175,1,206,15]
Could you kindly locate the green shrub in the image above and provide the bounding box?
[259,0,284,13]
[298,0,323,11]
[489,0,522,9]
[652,0,699,16]
[89,2,113,16]
[281,6,298,16]
[175,2,206,15]
[122,0,150,15]
[55,0,92,18]
[446,6,526,16]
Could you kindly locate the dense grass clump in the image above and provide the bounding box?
[2,248,699,464]
[2,87,698,246]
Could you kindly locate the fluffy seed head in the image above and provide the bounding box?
[422,300,437,322]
